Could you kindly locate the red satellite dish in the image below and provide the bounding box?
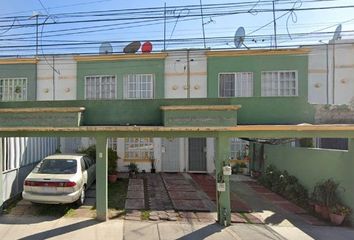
[142,41,153,53]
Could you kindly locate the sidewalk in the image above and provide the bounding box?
[1,215,354,240]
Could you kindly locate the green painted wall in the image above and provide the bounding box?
[76,59,165,99]
[207,54,308,98]
[0,64,37,100]
[263,140,354,222]
[0,97,315,126]
[207,54,311,124]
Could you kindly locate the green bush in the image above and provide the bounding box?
[78,145,118,174]
[258,165,309,208]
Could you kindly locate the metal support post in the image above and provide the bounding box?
[96,135,108,221]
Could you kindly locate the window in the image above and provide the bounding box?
[108,138,118,152]
[124,138,154,160]
[85,75,116,99]
[219,72,253,97]
[261,71,298,96]
[0,78,27,101]
[317,138,348,150]
[124,74,154,99]
[230,138,248,159]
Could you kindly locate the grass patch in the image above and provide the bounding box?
[141,210,150,220]
[34,203,77,217]
[108,178,129,210]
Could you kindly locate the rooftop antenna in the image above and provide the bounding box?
[332,24,342,41]
[99,42,113,55]
[234,27,249,49]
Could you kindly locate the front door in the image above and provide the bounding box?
[188,138,207,172]
[162,138,180,172]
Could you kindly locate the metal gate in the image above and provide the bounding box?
[188,138,207,172]
[161,138,180,172]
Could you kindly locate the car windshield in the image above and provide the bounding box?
[33,159,77,174]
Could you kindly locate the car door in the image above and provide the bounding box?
[80,157,89,187]
[84,156,95,186]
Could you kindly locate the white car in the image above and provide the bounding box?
[22,154,96,205]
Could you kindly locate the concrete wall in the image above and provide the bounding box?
[263,140,354,222]
[308,40,354,104]
[2,137,59,203]
[37,55,77,101]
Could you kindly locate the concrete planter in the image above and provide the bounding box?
[108,174,118,183]
[329,213,346,225]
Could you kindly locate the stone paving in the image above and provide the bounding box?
[125,179,145,210]
[146,173,174,211]
[161,173,210,211]
[235,176,327,226]
[190,173,252,212]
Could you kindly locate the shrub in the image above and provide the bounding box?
[258,165,309,208]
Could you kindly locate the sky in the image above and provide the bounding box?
[0,0,354,56]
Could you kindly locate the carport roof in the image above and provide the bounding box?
[1,124,354,138]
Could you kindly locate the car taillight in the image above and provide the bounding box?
[24,181,76,187]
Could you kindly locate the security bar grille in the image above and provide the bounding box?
[85,75,116,99]
[261,71,298,96]
[124,74,154,99]
[0,78,27,101]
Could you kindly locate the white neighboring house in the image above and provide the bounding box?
[308,39,354,105]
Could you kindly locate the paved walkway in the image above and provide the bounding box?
[161,173,212,212]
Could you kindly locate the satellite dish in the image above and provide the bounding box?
[99,42,113,55]
[142,41,153,53]
[332,24,342,41]
[123,41,141,54]
[234,27,245,48]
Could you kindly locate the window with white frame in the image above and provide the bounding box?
[85,75,116,99]
[219,72,253,97]
[230,138,248,159]
[261,71,298,96]
[124,74,154,99]
[0,78,27,101]
[124,138,154,160]
[108,138,118,152]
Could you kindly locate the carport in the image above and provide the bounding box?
[1,99,354,226]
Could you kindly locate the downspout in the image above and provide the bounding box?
[0,138,3,209]
[332,42,336,104]
[52,56,55,100]
[187,49,191,98]
[326,44,329,104]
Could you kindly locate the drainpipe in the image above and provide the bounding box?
[187,49,191,98]
[326,44,329,104]
[332,42,336,104]
[52,56,55,100]
[0,138,3,209]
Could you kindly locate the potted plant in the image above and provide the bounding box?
[232,164,239,174]
[150,157,156,173]
[239,162,248,175]
[108,148,118,183]
[330,204,351,225]
[127,162,139,178]
[312,179,339,220]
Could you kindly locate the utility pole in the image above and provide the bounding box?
[272,0,277,49]
[200,0,206,48]
[30,12,39,57]
[164,2,166,51]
